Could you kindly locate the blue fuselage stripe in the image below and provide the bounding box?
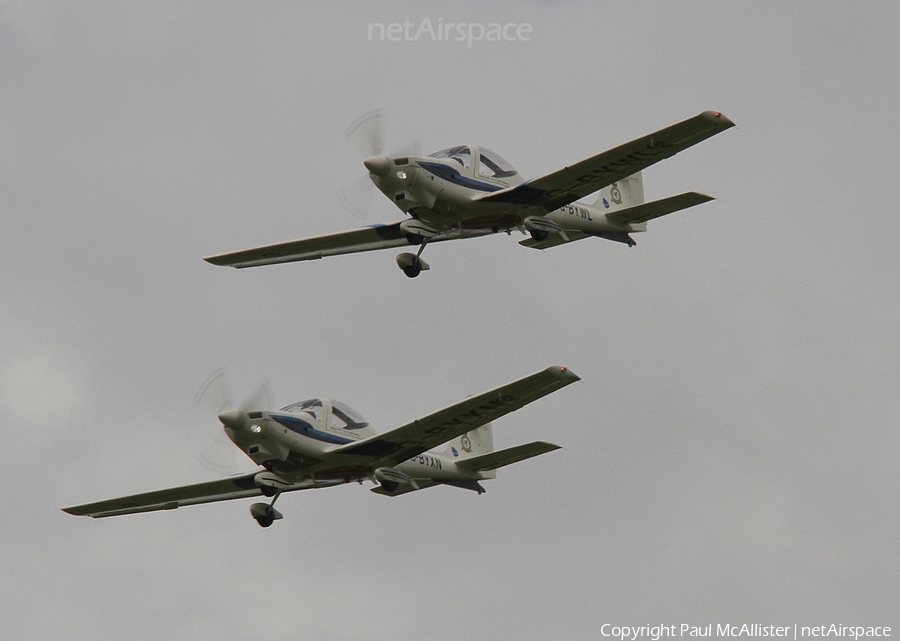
[271,415,354,445]
[418,162,504,193]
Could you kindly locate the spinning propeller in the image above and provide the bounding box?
[193,368,272,474]
[338,108,420,220]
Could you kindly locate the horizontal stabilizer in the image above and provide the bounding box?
[456,441,561,472]
[606,191,714,225]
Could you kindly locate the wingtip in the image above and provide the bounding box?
[547,365,581,382]
[701,110,736,128]
[203,255,230,266]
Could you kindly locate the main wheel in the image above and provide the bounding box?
[401,258,422,278]
[250,502,278,527]
[530,229,549,242]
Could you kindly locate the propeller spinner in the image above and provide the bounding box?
[194,369,271,474]
[338,108,420,219]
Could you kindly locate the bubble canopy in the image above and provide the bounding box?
[279,398,369,429]
[428,145,518,178]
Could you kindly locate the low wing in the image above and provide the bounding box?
[479,111,734,213]
[204,223,411,269]
[62,472,265,518]
[455,441,561,472]
[328,366,580,468]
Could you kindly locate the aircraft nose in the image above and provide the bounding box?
[363,155,390,176]
[218,409,245,430]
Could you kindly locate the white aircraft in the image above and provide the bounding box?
[64,366,579,527]
[205,111,734,277]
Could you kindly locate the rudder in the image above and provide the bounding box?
[442,422,494,460]
[593,171,644,210]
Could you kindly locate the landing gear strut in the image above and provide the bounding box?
[250,491,284,528]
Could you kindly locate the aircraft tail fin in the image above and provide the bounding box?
[593,171,644,211]
[441,422,494,460]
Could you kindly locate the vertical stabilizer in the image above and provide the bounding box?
[442,422,496,479]
[593,171,644,211]
[442,422,494,458]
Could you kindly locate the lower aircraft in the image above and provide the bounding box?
[204,110,734,277]
[64,366,579,527]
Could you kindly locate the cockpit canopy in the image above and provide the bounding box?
[476,147,518,178]
[429,145,519,179]
[279,398,369,430]
[429,145,472,169]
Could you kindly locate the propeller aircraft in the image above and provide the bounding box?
[205,110,734,278]
[64,366,579,528]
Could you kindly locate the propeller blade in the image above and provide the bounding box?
[389,139,421,159]
[239,379,272,414]
[197,432,242,475]
[193,369,271,475]
[339,109,421,220]
[345,108,384,158]
[337,173,374,220]
[193,367,233,415]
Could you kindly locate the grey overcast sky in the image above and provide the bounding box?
[2,2,899,639]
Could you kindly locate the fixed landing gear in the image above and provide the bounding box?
[250,492,284,528]
[396,248,431,278]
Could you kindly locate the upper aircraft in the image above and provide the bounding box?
[64,366,579,528]
[205,110,734,278]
